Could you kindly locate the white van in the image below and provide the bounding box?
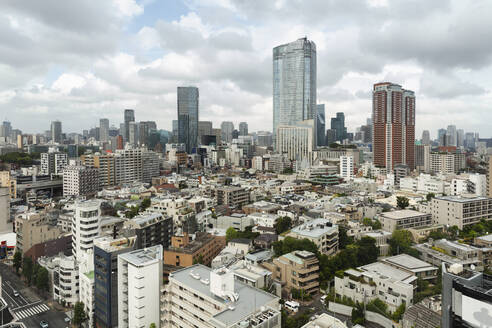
[285,301,300,312]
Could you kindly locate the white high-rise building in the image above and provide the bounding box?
[79,249,95,327]
[118,245,163,328]
[41,150,68,175]
[276,120,314,162]
[63,165,99,196]
[340,156,354,181]
[162,265,281,328]
[72,200,101,261]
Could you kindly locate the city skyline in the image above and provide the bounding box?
[0,1,491,136]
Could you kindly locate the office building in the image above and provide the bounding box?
[273,37,316,145]
[163,232,226,267]
[51,120,62,143]
[221,121,234,144]
[316,104,325,147]
[340,156,354,181]
[430,196,492,229]
[41,151,68,175]
[198,121,213,143]
[72,200,102,261]
[0,171,16,198]
[162,265,281,328]
[447,125,457,147]
[62,165,99,197]
[124,213,173,250]
[128,121,138,146]
[325,129,337,145]
[379,210,432,233]
[67,144,78,158]
[262,250,319,295]
[100,118,109,142]
[437,128,447,146]
[216,186,250,208]
[123,109,135,142]
[118,245,163,328]
[442,263,492,328]
[15,211,64,255]
[421,130,430,145]
[239,122,248,136]
[372,82,415,171]
[285,219,338,255]
[330,112,346,142]
[94,235,136,328]
[276,120,314,161]
[177,86,199,153]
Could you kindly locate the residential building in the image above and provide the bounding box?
[430,196,492,229]
[243,201,281,215]
[15,211,64,255]
[124,213,173,250]
[41,151,68,175]
[273,37,316,145]
[53,254,79,307]
[0,171,16,198]
[216,186,250,208]
[285,218,338,255]
[94,235,136,328]
[380,254,438,281]
[378,210,432,233]
[72,200,101,261]
[177,86,199,153]
[358,230,391,256]
[162,265,281,328]
[372,82,415,171]
[263,250,319,295]
[81,153,116,187]
[62,165,99,196]
[163,232,226,267]
[276,120,315,162]
[79,249,95,327]
[414,239,483,271]
[118,245,163,328]
[301,314,348,328]
[340,156,354,181]
[442,263,492,328]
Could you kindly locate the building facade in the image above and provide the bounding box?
[177,86,199,153]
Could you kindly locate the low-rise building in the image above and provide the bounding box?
[430,195,492,229]
[262,250,319,295]
[242,201,281,215]
[301,313,348,328]
[414,239,483,271]
[285,219,339,255]
[124,213,173,250]
[358,230,391,256]
[164,232,226,267]
[15,211,64,255]
[216,186,250,208]
[381,254,438,281]
[247,212,279,228]
[378,209,432,233]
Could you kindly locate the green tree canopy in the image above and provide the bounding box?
[13,251,22,274]
[389,230,418,257]
[356,236,379,265]
[22,257,34,285]
[396,196,409,209]
[73,302,87,326]
[35,266,50,292]
[274,216,292,235]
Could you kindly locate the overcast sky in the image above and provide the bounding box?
[1,0,491,138]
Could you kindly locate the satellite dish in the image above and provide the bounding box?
[470,264,476,271]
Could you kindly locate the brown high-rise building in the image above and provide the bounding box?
[372,82,415,171]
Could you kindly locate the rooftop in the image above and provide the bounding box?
[118,245,162,267]
[170,265,278,327]
[381,209,428,220]
[131,213,168,228]
[361,262,415,284]
[383,254,437,272]
[94,235,136,253]
[290,218,338,238]
[435,195,490,203]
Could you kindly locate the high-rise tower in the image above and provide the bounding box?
[177,86,199,153]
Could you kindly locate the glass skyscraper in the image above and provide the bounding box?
[316,104,325,147]
[273,37,317,145]
[177,86,199,153]
[330,112,347,142]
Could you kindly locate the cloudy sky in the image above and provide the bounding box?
[1,0,491,138]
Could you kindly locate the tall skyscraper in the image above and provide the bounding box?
[51,120,62,143]
[220,121,234,144]
[177,86,199,153]
[372,82,415,171]
[437,128,447,146]
[100,118,109,142]
[421,130,430,145]
[124,109,135,142]
[447,125,457,146]
[128,122,138,146]
[198,121,213,144]
[0,121,12,141]
[330,112,346,142]
[457,129,464,148]
[239,122,248,136]
[316,104,325,147]
[273,37,317,145]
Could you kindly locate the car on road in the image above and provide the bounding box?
[40,321,48,328]
[64,317,71,323]
[13,291,19,297]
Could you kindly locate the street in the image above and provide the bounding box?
[0,263,70,327]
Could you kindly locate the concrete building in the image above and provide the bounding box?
[51,120,62,143]
[380,254,438,281]
[15,211,64,255]
[378,210,432,233]
[124,213,173,250]
[243,201,281,215]
[301,313,347,328]
[41,151,68,175]
[340,156,354,181]
[414,239,483,271]
[123,109,135,142]
[430,196,492,229]
[62,165,99,196]
[72,200,101,261]
[177,86,199,153]
[94,235,136,328]
[81,153,116,187]
[220,121,234,144]
[79,249,95,327]
[285,219,338,255]
[162,265,281,328]
[99,118,109,143]
[372,82,415,171]
[118,245,163,328]
[216,186,250,208]
[263,250,319,295]
[0,187,9,233]
[239,122,248,136]
[442,263,492,328]
[276,120,315,162]
[0,171,16,198]
[53,254,79,307]
[163,232,226,267]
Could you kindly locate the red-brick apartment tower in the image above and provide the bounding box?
[372,82,415,172]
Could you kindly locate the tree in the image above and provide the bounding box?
[73,302,87,327]
[391,302,406,322]
[389,230,418,257]
[140,198,151,210]
[274,216,292,235]
[396,196,409,209]
[338,226,354,249]
[351,302,365,325]
[226,227,238,242]
[150,324,156,328]
[22,257,34,285]
[426,193,436,202]
[13,251,22,274]
[35,266,49,292]
[356,237,379,265]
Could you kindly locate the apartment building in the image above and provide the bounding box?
[15,211,64,255]
[163,232,226,267]
[378,209,432,233]
[78,249,95,327]
[263,250,319,295]
[62,165,99,196]
[340,156,354,181]
[81,153,116,187]
[0,171,16,198]
[94,235,136,328]
[242,201,281,215]
[72,200,102,261]
[285,219,339,255]
[124,213,173,250]
[118,245,163,328]
[162,265,281,328]
[430,196,492,229]
[40,151,67,175]
[216,186,250,208]
[335,262,415,312]
[414,239,483,271]
[380,254,438,281]
[53,254,79,307]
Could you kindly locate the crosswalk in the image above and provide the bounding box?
[14,303,50,319]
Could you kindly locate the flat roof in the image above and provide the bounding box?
[361,262,414,282]
[132,213,166,227]
[435,195,490,203]
[118,245,162,266]
[381,209,428,220]
[170,265,278,327]
[384,254,437,272]
[476,234,492,242]
[291,218,338,238]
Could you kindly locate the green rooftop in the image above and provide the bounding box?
[84,271,94,280]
